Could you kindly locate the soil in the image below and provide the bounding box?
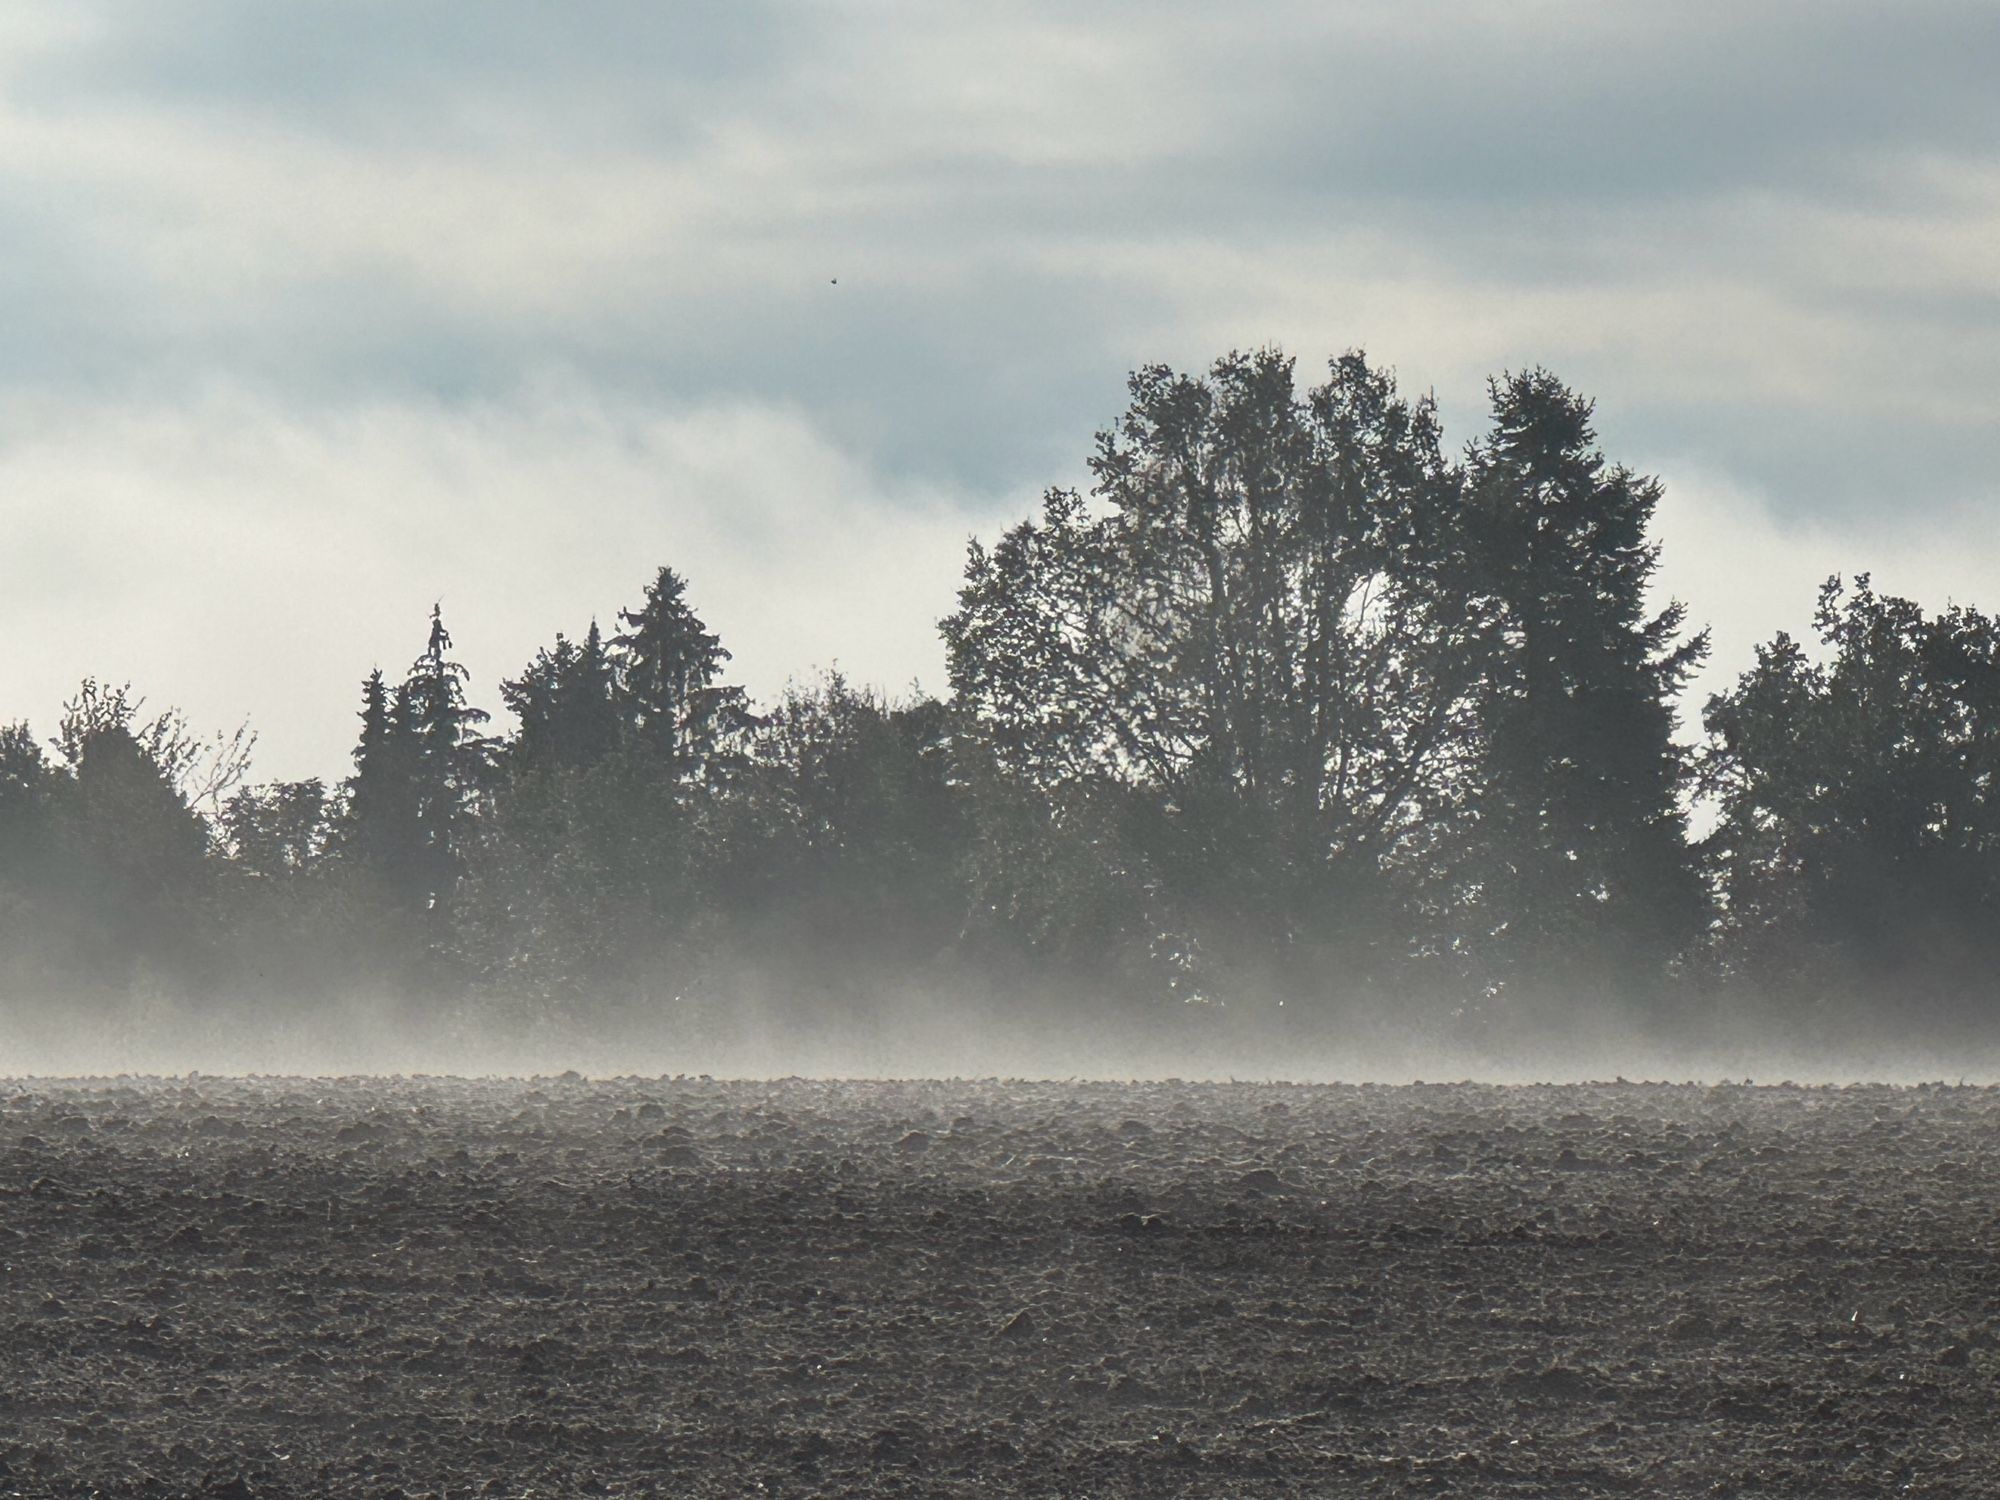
[2,1076,1997,1497]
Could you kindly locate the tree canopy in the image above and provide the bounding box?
[0,345,1986,1056]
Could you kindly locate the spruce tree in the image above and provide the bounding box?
[1463,371,1708,999]
[612,567,751,779]
[565,620,621,771]
[404,605,491,916]
[500,635,577,775]
[502,619,620,775]
[342,668,423,904]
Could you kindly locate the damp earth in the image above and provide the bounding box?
[2,1077,1996,1496]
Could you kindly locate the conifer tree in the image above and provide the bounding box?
[1462,371,1708,998]
[342,668,423,903]
[612,567,751,779]
[404,605,491,916]
[502,619,620,774]
[501,635,577,775]
[565,620,621,770]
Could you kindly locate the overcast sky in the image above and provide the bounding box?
[3,1,1997,781]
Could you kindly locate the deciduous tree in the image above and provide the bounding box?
[1701,576,2000,1028]
[944,350,1484,1001]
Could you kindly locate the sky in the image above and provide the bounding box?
[2,1,1996,783]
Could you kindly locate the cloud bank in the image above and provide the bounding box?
[0,384,1012,777]
[0,1,1993,775]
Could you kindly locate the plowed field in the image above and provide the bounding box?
[2,1077,1996,1496]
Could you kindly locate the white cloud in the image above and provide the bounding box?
[0,0,1994,783]
[0,382,1013,782]
[1650,462,2000,727]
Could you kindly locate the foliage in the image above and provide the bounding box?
[501,620,619,776]
[713,675,968,977]
[1456,372,1711,1009]
[340,669,424,901]
[0,688,227,997]
[456,749,704,1016]
[456,575,752,1018]
[3,347,1991,1053]
[613,568,755,779]
[1700,576,2000,1028]
[55,679,255,817]
[221,779,335,880]
[944,350,1488,1001]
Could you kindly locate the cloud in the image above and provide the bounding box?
[0,1,1989,504]
[1650,463,2000,729]
[0,383,1016,782]
[0,1,1994,770]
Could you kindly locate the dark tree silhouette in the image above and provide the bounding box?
[221,779,333,880]
[613,567,753,780]
[458,572,741,1017]
[944,350,1484,1002]
[40,347,1999,1060]
[341,668,424,906]
[53,679,254,816]
[0,722,55,878]
[502,620,620,775]
[0,722,61,988]
[715,674,969,986]
[1459,372,1709,1007]
[48,685,219,989]
[1701,576,2000,1029]
[404,605,492,919]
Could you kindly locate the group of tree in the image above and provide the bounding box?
[1,347,1993,1047]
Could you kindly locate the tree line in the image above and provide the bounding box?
[2,349,1995,1051]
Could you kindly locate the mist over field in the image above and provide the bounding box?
[1,8,1995,1091]
[4,978,1999,1088]
[4,353,1995,1087]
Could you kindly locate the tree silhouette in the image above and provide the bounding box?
[0,722,55,880]
[341,668,424,906]
[1702,576,2000,1028]
[460,574,740,1016]
[717,675,969,981]
[1459,371,1709,1006]
[54,679,254,816]
[221,779,333,880]
[30,349,1982,1054]
[945,349,1484,1001]
[404,605,492,919]
[48,685,218,989]
[502,620,620,775]
[0,723,61,989]
[613,567,752,780]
